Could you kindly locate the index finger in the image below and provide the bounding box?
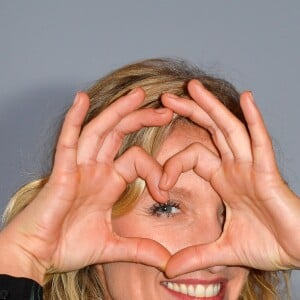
[187,80,252,162]
[77,88,146,164]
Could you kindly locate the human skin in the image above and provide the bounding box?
[101,122,249,300]
[0,88,173,284]
[161,80,300,276]
[0,79,299,296]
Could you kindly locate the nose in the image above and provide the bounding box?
[207,265,227,273]
[187,212,223,247]
[168,209,223,254]
[182,212,227,273]
[170,212,227,273]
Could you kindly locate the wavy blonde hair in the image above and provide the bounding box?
[3,58,290,299]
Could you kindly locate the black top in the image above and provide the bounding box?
[0,275,42,300]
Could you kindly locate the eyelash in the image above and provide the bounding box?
[149,200,181,217]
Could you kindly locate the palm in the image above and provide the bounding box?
[46,164,121,271]
[2,90,172,277]
[211,155,296,269]
[161,80,300,276]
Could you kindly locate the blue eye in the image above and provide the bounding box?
[150,200,181,217]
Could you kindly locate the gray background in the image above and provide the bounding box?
[0,1,299,298]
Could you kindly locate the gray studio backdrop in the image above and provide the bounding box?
[1,1,299,297]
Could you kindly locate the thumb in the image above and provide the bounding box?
[165,241,237,278]
[103,237,171,271]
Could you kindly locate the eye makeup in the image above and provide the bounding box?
[148,200,181,217]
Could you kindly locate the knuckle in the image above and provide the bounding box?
[207,124,218,139]
[129,146,144,156]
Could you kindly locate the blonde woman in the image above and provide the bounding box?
[0,58,299,299]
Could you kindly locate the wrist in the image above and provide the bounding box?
[273,188,300,267]
[0,231,46,285]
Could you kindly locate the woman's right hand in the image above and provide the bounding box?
[0,88,172,284]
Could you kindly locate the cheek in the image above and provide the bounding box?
[226,267,249,298]
[113,213,222,256]
[112,214,183,255]
[101,262,157,299]
[113,210,190,251]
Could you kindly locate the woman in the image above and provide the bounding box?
[0,58,299,299]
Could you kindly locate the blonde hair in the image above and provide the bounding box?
[2,58,290,299]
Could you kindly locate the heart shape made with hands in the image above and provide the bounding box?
[3,83,296,284]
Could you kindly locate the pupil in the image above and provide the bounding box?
[162,205,171,213]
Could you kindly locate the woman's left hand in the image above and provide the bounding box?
[160,80,300,277]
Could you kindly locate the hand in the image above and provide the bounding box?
[0,88,173,283]
[160,80,300,277]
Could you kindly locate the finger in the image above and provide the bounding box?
[160,143,220,190]
[161,93,233,160]
[77,88,145,164]
[97,107,173,162]
[165,241,236,278]
[187,80,253,162]
[52,92,90,179]
[240,92,277,172]
[114,146,169,202]
[104,236,171,271]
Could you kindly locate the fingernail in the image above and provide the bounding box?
[247,91,255,103]
[159,189,169,199]
[156,108,170,114]
[159,261,168,272]
[73,92,81,105]
[128,87,138,95]
[165,93,179,100]
[160,173,168,187]
[191,79,203,87]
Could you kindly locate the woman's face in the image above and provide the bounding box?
[100,122,249,300]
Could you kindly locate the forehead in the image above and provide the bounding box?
[156,121,217,164]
